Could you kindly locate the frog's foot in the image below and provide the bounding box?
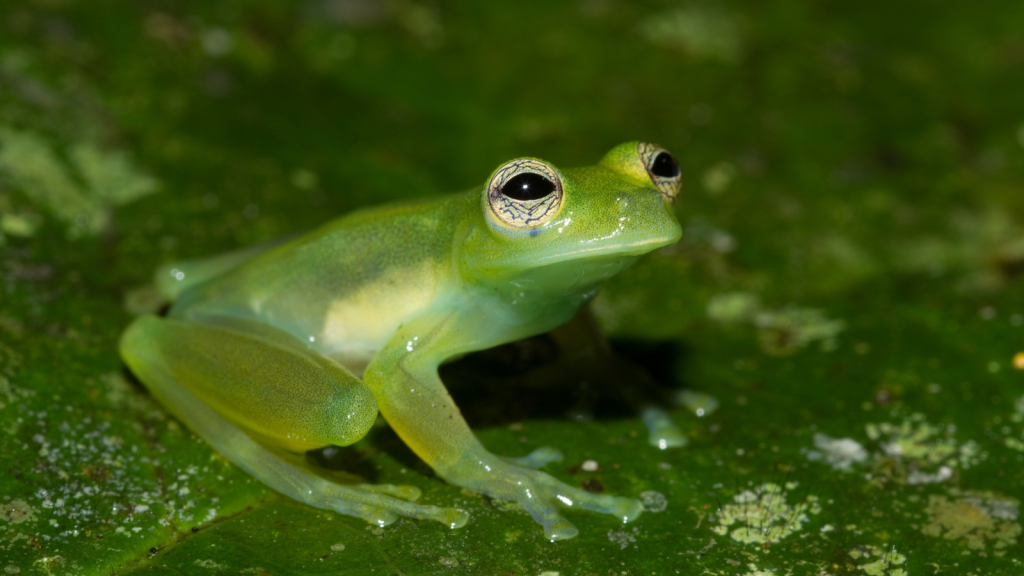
[641,406,688,450]
[448,455,643,541]
[501,446,564,470]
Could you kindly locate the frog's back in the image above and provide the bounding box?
[171,195,467,371]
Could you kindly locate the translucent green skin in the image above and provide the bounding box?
[120,142,682,540]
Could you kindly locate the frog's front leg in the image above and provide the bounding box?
[119,315,468,529]
[364,319,644,541]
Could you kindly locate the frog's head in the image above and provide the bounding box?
[461,142,683,295]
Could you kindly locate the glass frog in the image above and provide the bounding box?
[120,141,684,541]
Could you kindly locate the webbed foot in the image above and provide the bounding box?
[446,452,643,541]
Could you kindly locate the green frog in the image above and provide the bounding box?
[120,141,683,540]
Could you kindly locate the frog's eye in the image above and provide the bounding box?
[638,142,681,201]
[486,158,564,229]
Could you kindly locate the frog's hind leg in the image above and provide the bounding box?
[120,315,468,529]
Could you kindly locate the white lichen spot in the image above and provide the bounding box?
[437,556,459,568]
[710,482,822,545]
[805,433,869,471]
[4,566,21,575]
[3,392,224,553]
[921,489,1021,553]
[31,557,65,572]
[607,528,637,550]
[905,465,953,485]
[201,28,234,57]
[0,341,25,408]
[330,543,345,552]
[865,412,986,484]
[0,499,37,525]
[0,127,158,239]
[848,545,907,576]
[739,564,779,576]
[639,3,742,62]
[753,307,845,355]
[706,292,760,323]
[1002,395,1024,452]
[706,294,844,354]
[640,490,668,513]
[581,459,600,472]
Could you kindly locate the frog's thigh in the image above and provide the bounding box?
[122,315,377,451]
[120,315,468,529]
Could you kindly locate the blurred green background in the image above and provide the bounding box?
[1,0,1023,574]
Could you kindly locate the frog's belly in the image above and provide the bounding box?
[316,266,437,376]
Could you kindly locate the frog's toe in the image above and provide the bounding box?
[360,507,401,527]
[354,497,468,529]
[544,518,579,541]
[561,485,644,524]
[503,446,564,469]
[522,474,643,538]
[447,508,470,529]
[517,497,579,541]
[615,496,645,523]
[357,483,422,502]
[522,484,639,540]
[411,504,470,530]
[641,406,689,450]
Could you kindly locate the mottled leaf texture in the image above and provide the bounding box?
[1,1,1022,574]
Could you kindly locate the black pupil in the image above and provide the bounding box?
[501,172,556,201]
[651,152,680,178]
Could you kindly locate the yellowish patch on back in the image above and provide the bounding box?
[320,261,437,371]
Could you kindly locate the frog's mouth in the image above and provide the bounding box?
[527,234,679,269]
[467,228,681,287]
[498,234,678,294]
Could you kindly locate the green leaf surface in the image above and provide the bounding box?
[2,1,1023,574]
